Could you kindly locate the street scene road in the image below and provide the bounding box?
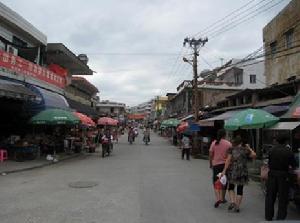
[0,132,299,223]
[1,1,300,223]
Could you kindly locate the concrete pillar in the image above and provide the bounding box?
[297,82,300,93]
[36,46,40,65]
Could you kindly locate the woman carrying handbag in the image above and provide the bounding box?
[222,136,256,213]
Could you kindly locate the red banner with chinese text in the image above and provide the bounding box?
[127,114,146,120]
[0,50,66,88]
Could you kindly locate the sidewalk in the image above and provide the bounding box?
[0,153,83,175]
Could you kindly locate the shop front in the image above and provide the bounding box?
[0,48,71,162]
[263,122,300,156]
[197,110,242,155]
[0,78,38,138]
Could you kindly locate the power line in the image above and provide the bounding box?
[161,48,186,92]
[87,52,181,56]
[199,0,273,37]
[208,18,300,72]
[220,41,300,71]
[166,1,265,93]
[199,55,214,69]
[210,0,286,39]
[192,0,258,37]
[177,1,269,94]
[161,0,289,96]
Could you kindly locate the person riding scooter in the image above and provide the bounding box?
[101,129,113,157]
[128,127,135,143]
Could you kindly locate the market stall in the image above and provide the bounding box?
[30,108,80,157]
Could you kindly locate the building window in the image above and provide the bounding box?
[12,36,27,47]
[234,73,243,85]
[270,41,277,57]
[285,29,294,49]
[0,40,5,50]
[250,74,256,84]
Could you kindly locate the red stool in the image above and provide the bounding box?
[0,149,8,162]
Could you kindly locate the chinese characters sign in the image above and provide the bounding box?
[0,50,66,88]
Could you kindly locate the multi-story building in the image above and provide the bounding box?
[263,0,300,86]
[0,2,66,136]
[152,96,168,120]
[131,100,153,117]
[201,59,265,89]
[166,80,241,119]
[96,100,126,119]
[0,2,97,136]
[65,76,99,118]
[165,58,265,120]
[167,57,266,119]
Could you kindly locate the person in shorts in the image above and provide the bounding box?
[209,129,232,208]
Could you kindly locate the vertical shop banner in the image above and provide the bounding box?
[0,50,66,88]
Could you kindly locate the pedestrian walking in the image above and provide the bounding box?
[265,136,297,221]
[209,129,232,208]
[221,136,256,213]
[181,134,191,160]
[112,128,118,143]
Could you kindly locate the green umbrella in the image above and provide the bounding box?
[224,109,279,131]
[165,118,180,127]
[160,120,168,129]
[30,108,80,125]
[161,120,168,126]
[159,125,166,129]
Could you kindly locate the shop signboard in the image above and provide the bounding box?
[127,113,146,120]
[0,50,66,88]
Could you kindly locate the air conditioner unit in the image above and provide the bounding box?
[6,45,18,56]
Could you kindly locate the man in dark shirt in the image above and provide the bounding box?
[265,136,297,221]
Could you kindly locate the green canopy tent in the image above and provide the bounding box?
[30,108,80,125]
[30,108,81,157]
[224,109,279,131]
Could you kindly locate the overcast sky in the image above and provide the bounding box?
[2,0,291,106]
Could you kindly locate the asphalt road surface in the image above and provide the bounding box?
[0,132,299,223]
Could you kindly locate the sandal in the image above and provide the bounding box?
[214,200,222,208]
[228,203,235,211]
[233,206,240,213]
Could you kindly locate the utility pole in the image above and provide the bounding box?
[183,37,208,121]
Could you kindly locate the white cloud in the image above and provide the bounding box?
[1,0,290,106]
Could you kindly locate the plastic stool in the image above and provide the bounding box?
[0,149,8,162]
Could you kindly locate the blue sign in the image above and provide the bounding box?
[245,114,254,123]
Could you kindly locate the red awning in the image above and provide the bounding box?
[127,114,145,120]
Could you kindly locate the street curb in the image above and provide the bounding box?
[0,153,85,175]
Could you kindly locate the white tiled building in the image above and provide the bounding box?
[202,59,265,90]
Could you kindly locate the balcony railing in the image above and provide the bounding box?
[0,49,67,88]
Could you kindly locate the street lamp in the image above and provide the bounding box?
[183,57,193,65]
